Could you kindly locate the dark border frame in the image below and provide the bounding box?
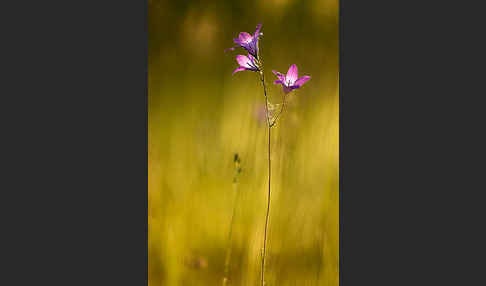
[339,0,343,284]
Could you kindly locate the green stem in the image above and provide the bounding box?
[259,70,271,286]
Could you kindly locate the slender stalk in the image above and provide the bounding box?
[258,69,271,286]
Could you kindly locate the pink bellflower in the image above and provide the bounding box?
[233,53,260,75]
[226,24,262,58]
[272,64,311,94]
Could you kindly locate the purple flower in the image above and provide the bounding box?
[233,53,260,75]
[272,64,311,94]
[226,24,262,58]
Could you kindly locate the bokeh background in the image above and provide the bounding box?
[149,0,339,285]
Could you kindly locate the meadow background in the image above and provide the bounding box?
[149,0,339,285]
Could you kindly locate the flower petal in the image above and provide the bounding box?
[232,67,246,75]
[294,75,311,87]
[246,53,259,69]
[248,42,258,57]
[254,24,262,38]
[286,64,298,85]
[238,32,252,43]
[273,80,283,85]
[236,55,251,68]
[272,70,285,82]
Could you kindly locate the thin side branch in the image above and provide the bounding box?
[270,91,287,127]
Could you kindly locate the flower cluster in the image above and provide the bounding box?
[227,23,311,95]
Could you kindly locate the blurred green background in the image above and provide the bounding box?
[149,0,339,285]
